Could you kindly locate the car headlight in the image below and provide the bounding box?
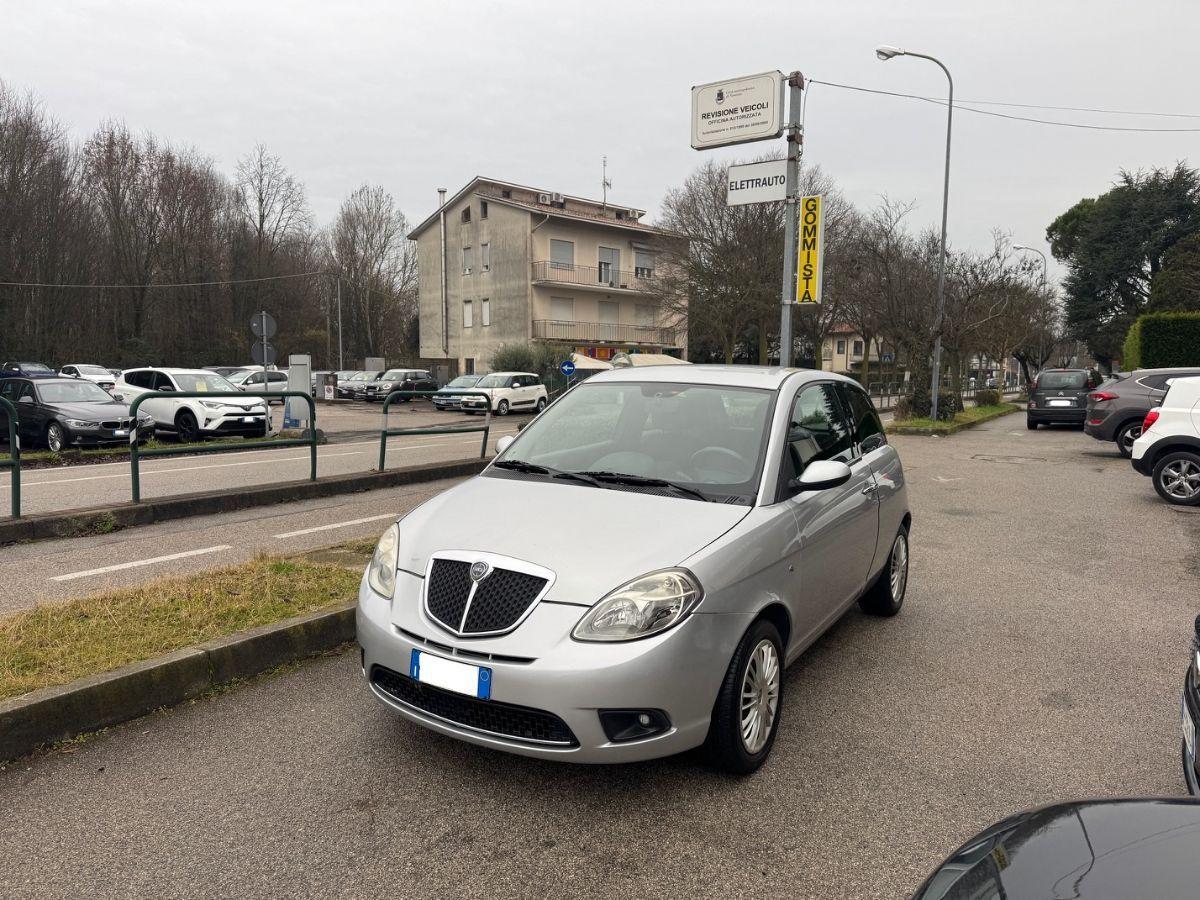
[367,524,400,598]
[138,413,153,423]
[199,400,226,410]
[64,418,96,428]
[572,569,703,642]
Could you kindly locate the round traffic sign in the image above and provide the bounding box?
[559,360,576,377]
[251,341,276,366]
[250,311,277,339]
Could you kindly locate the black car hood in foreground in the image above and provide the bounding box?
[913,799,1200,899]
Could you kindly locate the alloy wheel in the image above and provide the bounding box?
[1161,459,1200,501]
[47,423,64,452]
[739,639,780,754]
[1120,424,1142,454]
[890,532,909,600]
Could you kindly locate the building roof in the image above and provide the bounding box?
[407,176,675,240]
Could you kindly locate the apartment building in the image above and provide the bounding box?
[410,177,686,376]
[821,324,884,374]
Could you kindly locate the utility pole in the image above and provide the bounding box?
[336,275,343,371]
[777,71,804,368]
[601,156,611,210]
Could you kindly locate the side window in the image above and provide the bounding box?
[782,384,854,481]
[270,372,287,383]
[153,371,175,391]
[0,380,19,400]
[841,385,886,453]
[17,382,35,403]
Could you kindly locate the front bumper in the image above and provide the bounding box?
[198,411,268,436]
[357,572,748,763]
[66,422,155,446]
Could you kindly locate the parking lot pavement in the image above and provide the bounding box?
[3,414,1197,899]
[0,475,470,613]
[0,411,520,517]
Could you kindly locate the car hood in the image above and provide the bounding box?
[394,473,750,606]
[51,400,137,419]
[913,799,1200,900]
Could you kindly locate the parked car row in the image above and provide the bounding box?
[322,368,550,416]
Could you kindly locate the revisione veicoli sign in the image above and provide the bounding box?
[726,159,787,206]
[691,70,784,150]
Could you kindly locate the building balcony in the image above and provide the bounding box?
[532,319,682,348]
[532,261,657,293]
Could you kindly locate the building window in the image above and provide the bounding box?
[461,206,471,224]
[598,247,620,285]
[481,243,490,272]
[463,299,473,328]
[635,250,655,278]
[500,189,511,199]
[836,339,846,355]
[465,358,475,375]
[822,341,832,359]
[550,239,574,270]
[598,300,619,325]
[481,298,491,327]
[480,200,488,219]
[852,339,864,356]
[462,246,473,274]
[550,297,574,321]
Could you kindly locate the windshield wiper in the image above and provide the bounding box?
[491,459,601,487]
[575,471,710,502]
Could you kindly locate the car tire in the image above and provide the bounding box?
[536,397,547,413]
[496,399,510,416]
[1115,420,1143,458]
[1152,451,1200,506]
[176,410,200,443]
[45,421,66,452]
[1026,418,1038,430]
[859,526,909,617]
[705,618,784,775]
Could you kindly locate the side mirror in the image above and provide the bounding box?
[790,460,853,494]
[495,435,514,454]
[158,384,174,392]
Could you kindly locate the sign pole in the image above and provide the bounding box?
[778,71,804,367]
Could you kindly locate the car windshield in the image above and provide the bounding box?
[173,373,237,392]
[477,374,509,388]
[38,381,114,404]
[493,381,774,499]
[76,365,112,377]
[381,370,412,380]
[226,370,252,384]
[353,372,380,381]
[1039,371,1087,390]
[446,376,480,388]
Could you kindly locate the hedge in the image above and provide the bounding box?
[1123,311,1200,369]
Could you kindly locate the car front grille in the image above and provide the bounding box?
[100,418,134,429]
[370,665,577,746]
[425,558,548,637]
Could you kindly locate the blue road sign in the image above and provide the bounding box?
[559,360,576,377]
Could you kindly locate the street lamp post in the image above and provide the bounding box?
[876,44,953,420]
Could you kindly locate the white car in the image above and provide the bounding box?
[460,372,548,416]
[228,368,290,403]
[115,367,269,442]
[59,364,116,392]
[1131,375,1200,505]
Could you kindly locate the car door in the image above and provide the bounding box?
[781,382,879,637]
[138,370,178,423]
[14,380,47,443]
[1,379,36,443]
[838,383,901,576]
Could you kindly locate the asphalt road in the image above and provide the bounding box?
[0,406,521,517]
[3,414,1197,899]
[0,475,464,612]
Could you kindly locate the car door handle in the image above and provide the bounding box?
[861,483,879,495]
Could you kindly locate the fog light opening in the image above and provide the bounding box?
[599,709,671,743]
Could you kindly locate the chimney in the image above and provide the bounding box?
[437,188,447,207]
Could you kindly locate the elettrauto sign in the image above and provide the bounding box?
[726,159,787,206]
[691,71,784,150]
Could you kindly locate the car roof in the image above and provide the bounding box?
[485,371,537,378]
[125,367,223,375]
[590,364,857,390]
[1133,366,1200,376]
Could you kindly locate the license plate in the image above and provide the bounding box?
[410,649,491,699]
[1184,697,1196,761]
[242,416,255,423]
[114,429,128,437]
[1048,399,1072,407]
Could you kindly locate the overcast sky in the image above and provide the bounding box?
[7,0,1198,281]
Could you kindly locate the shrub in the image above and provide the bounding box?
[892,395,914,420]
[904,382,963,421]
[1123,311,1200,368]
[973,388,1001,407]
[488,342,572,383]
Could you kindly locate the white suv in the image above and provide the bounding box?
[115,368,269,442]
[460,371,548,416]
[1131,375,1200,505]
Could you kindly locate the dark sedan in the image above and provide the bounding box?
[0,376,155,451]
[432,374,483,410]
[914,798,1200,899]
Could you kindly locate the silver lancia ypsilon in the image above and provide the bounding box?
[357,365,910,773]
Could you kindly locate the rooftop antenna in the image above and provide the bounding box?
[602,156,611,210]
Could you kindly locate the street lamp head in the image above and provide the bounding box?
[875,45,905,61]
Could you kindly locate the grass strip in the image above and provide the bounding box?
[887,403,1020,435]
[0,556,361,701]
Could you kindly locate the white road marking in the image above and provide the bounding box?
[50,545,232,582]
[274,513,398,539]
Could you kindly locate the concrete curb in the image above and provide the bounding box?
[887,405,1020,436]
[0,602,356,764]
[0,457,488,545]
